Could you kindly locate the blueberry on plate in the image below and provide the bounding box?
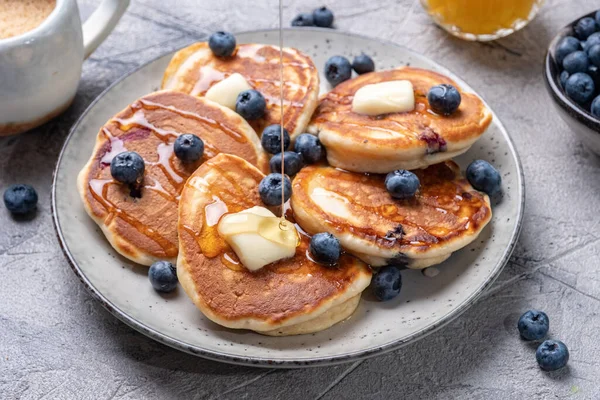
[466,160,502,196]
[294,133,325,164]
[148,261,178,292]
[261,124,291,154]
[174,134,204,162]
[324,55,352,86]
[574,17,598,40]
[385,170,420,200]
[372,265,402,301]
[555,36,581,65]
[591,95,600,118]
[208,31,236,57]
[587,43,600,67]
[269,151,304,176]
[313,6,334,28]
[517,310,549,341]
[352,53,375,74]
[565,72,595,105]
[584,32,600,52]
[292,13,314,27]
[560,70,570,87]
[562,51,589,74]
[309,232,341,265]
[536,340,569,371]
[3,184,38,215]
[427,84,461,115]
[258,173,292,206]
[110,151,145,185]
[236,89,266,120]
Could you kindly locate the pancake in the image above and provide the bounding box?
[78,91,269,266]
[176,154,372,335]
[308,67,492,173]
[162,42,320,139]
[291,161,492,268]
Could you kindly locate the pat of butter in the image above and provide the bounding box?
[205,73,252,110]
[352,80,415,116]
[217,206,299,271]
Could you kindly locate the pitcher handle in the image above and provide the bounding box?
[82,0,130,59]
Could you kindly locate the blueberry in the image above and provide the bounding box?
[584,32,600,52]
[385,170,420,200]
[3,184,38,215]
[562,51,589,73]
[208,31,236,57]
[292,13,314,27]
[591,95,600,118]
[560,70,570,87]
[110,151,145,185]
[427,84,462,115]
[294,133,325,164]
[324,55,352,86]
[352,53,375,74]
[596,10,600,27]
[269,151,304,176]
[536,340,569,371]
[309,232,341,265]
[587,65,600,87]
[565,72,595,105]
[313,6,334,28]
[574,17,597,40]
[258,173,292,206]
[148,261,178,292]
[236,89,266,120]
[174,134,204,162]
[587,44,600,67]
[517,310,549,341]
[261,124,291,154]
[466,160,501,196]
[372,265,402,301]
[555,36,581,65]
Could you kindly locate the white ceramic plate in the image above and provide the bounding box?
[52,29,524,367]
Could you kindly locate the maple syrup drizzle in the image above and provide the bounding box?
[278,0,286,230]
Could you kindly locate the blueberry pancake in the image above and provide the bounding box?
[78,91,268,266]
[308,67,492,173]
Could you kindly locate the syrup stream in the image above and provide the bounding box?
[278,0,287,231]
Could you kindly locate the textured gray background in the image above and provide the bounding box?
[1,0,600,398]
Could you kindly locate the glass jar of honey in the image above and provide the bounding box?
[421,0,544,41]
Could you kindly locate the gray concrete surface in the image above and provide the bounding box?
[1,0,600,398]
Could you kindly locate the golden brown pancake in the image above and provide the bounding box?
[162,42,320,139]
[78,91,269,266]
[308,67,492,173]
[177,154,372,335]
[291,161,492,268]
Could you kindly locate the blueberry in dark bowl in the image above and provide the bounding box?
[3,184,38,215]
[208,31,236,57]
[536,340,569,371]
[517,310,549,341]
[588,43,600,67]
[261,124,291,154]
[574,17,598,40]
[562,50,589,74]
[309,232,340,265]
[148,261,178,293]
[587,65,600,87]
[427,84,461,115]
[591,95,600,118]
[313,6,334,28]
[269,151,304,176]
[258,173,292,206]
[559,70,570,87]
[324,55,352,86]
[352,53,375,75]
[111,151,145,185]
[466,160,501,196]
[174,134,204,162]
[584,32,600,52]
[236,89,266,120]
[565,72,595,105]
[294,133,324,164]
[372,265,402,301]
[555,36,581,65]
[291,13,314,27]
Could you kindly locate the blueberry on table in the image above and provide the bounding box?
[174,134,204,162]
[148,261,178,293]
[261,124,291,154]
[562,51,589,74]
[517,310,549,341]
[385,170,420,200]
[269,151,304,176]
[258,173,292,206]
[309,232,341,265]
[574,17,598,40]
[352,53,375,74]
[427,84,462,115]
[313,6,334,28]
[591,95,600,118]
[536,340,569,371]
[560,70,570,87]
[466,160,502,196]
[208,31,236,57]
[324,55,352,86]
[110,151,145,185]
[372,265,403,301]
[565,72,595,105]
[236,89,266,120]
[587,44,600,67]
[3,184,38,215]
[291,13,314,27]
[294,133,325,164]
[555,36,581,65]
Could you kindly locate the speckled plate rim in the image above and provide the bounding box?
[52,28,525,368]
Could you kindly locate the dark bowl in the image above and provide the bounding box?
[544,10,600,155]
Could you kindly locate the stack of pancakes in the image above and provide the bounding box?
[78,41,492,335]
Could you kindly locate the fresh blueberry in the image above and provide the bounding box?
[294,133,325,164]
[587,65,600,87]
[292,13,314,27]
[584,32,600,52]
[3,184,38,215]
[565,72,595,105]
[587,43,600,67]
[574,17,597,40]
[208,31,236,57]
[174,134,204,162]
[148,261,178,293]
[560,70,570,87]
[591,95,600,118]
[324,55,352,86]
[261,124,291,154]
[427,84,461,115]
[517,310,549,341]
[536,340,569,371]
[236,89,266,120]
[110,151,145,185]
[555,36,581,65]
[352,53,375,74]
[258,173,292,206]
[466,160,502,196]
[313,6,334,28]
[269,151,304,176]
[562,51,589,73]
[309,232,341,265]
[385,170,420,200]
[372,265,402,301]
